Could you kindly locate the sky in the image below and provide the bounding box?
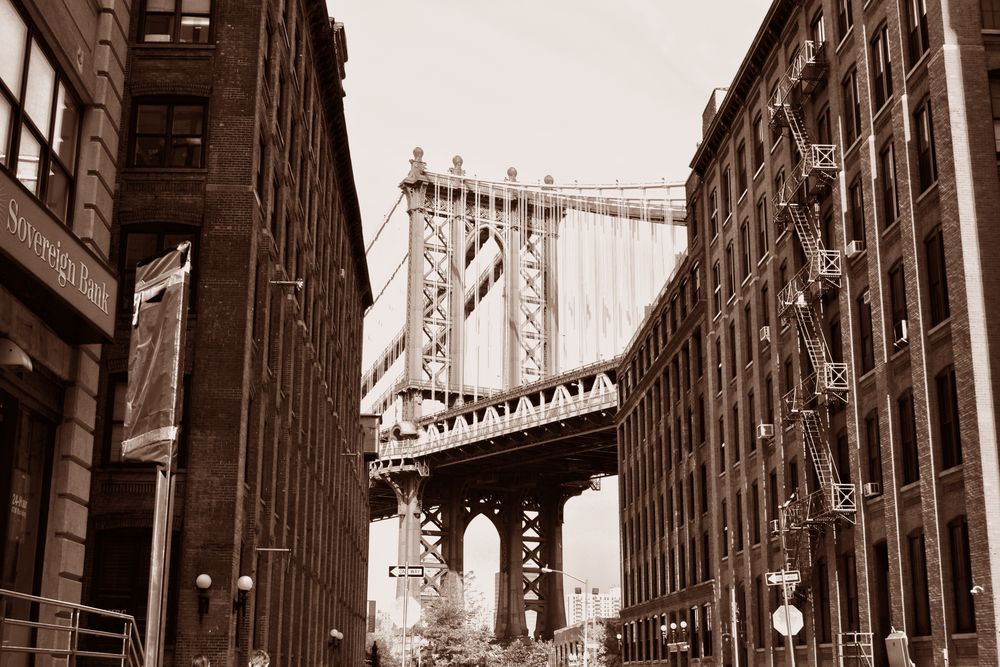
[328,0,774,624]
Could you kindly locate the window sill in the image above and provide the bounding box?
[842,135,864,160]
[757,251,770,267]
[737,190,748,206]
[753,164,765,182]
[724,213,733,226]
[915,180,940,206]
[835,27,854,56]
[905,50,932,82]
[926,316,951,342]
[938,463,964,481]
[872,98,894,127]
[899,479,921,495]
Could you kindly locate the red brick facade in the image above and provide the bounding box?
[83,1,372,665]
[618,1,1000,665]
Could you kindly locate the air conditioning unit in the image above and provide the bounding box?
[759,325,771,343]
[757,423,775,440]
[862,290,871,304]
[769,519,781,535]
[894,319,909,347]
[863,482,881,498]
[846,240,865,258]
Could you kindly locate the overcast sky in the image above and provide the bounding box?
[329,0,774,622]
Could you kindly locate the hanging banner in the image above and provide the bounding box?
[121,242,192,465]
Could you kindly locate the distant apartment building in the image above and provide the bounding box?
[618,0,1000,665]
[565,586,623,626]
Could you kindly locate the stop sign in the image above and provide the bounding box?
[772,605,804,636]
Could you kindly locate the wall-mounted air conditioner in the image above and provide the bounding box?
[846,240,865,258]
[863,482,881,498]
[894,319,909,347]
[759,326,771,343]
[757,423,775,440]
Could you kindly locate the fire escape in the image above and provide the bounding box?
[768,40,871,665]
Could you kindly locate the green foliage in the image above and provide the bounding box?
[416,593,495,667]
[491,638,551,667]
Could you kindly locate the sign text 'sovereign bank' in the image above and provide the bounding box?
[0,172,116,339]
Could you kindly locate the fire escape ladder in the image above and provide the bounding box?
[769,38,856,592]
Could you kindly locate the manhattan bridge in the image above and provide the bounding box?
[362,148,687,639]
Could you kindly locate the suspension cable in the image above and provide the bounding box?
[370,253,409,306]
[365,191,405,254]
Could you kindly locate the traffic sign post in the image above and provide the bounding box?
[389,565,425,578]
[766,570,801,587]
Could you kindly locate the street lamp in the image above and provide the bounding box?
[541,567,589,667]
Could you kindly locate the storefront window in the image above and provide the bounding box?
[0,0,80,221]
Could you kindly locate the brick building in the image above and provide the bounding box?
[0,0,130,634]
[618,0,1000,664]
[81,0,373,665]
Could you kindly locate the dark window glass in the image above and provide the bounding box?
[836,429,850,485]
[722,167,732,219]
[756,196,768,262]
[0,4,80,221]
[132,100,206,168]
[744,305,753,366]
[737,142,747,195]
[726,242,736,298]
[713,261,722,315]
[732,402,740,463]
[914,99,938,191]
[986,0,1000,29]
[949,517,976,633]
[840,551,860,631]
[815,559,831,642]
[865,410,883,490]
[811,10,826,44]
[700,463,708,512]
[857,292,875,374]
[740,220,752,280]
[768,469,778,522]
[751,481,761,544]
[141,0,212,44]
[721,499,728,557]
[889,263,908,338]
[752,115,764,171]
[871,25,894,110]
[880,142,900,227]
[728,322,737,380]
[925,227,951,325]
[710,188,719,237]
[842,69,862,146]
[898,390,920,485]
[909,531,931,635]
[836,0,853,41]
[906,0,930,67]
[747,390,756,452]
[990,73,1000,156]
[735,490,744,551]
[937,366,962,469]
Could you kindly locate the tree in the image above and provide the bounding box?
[415,579,494,667]
[593,619,623,667]
[491,638,551,667]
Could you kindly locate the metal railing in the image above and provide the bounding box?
[0,588,144,666]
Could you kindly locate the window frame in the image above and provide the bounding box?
[140,0,214,45]
[0,0,82,223]
[914,98,938,192]
[130,98,208,169]
[870,24,894,111]
[879,141,900,227]
[925,226,950,325]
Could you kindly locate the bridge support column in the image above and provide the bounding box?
[421,485,468,600]
[384,471,426,611]
[495,490,529,640]
[531,489,570,640]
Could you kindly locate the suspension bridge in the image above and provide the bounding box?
[362,149,687,639]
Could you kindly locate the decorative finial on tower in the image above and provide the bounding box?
[449,155,465,176]
[506,166,518,182]
[405,147,426,182]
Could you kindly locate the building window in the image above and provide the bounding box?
[735,490,744,551]
[721,499,728,557]
[768,469,778,523]
[728,322,737,381]
[752,114,764,171]
[856,292,875,374]
[811,10,826,44]
[949,517,976,633]
[842,68,862,146]
[871,25,894,110]
[700,463,708,512]
[715,338,723,390]
[141,0,212,44]
[755,196,768,262]
[718,416,726,472]
[722,167,732,220]
[847,176,865,243]
[836,0,853,41]
[835,429,850,484]
[751,480,761,544]
[814,559,832,643]
[726,242,736,299]
[898,390,920,485]
[736,142,747,196]
[119,227,199,309]
[888,263,908,339]
[990,72,1000,156]
[908,530,932,635]
[914,99,937,191]
[740,220,752,280]
[879,142,899,227]
[936,366,962,469]
[840,551,860,631]
[906,0,930,68]
[710,188,719,238]
[865,410,883,490]
[925,226,950,325]
[743,305,753,366]
[131,100,207,168]
[689,199,699,239]
[0,0,80,221]
[986,0,1000,28]
[731,402,740,463]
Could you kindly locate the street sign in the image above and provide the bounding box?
[765,570,801,586]
[772,605,804,636]
[389,565,425,578]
